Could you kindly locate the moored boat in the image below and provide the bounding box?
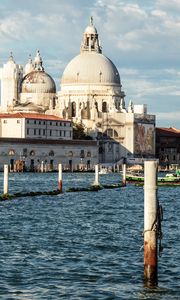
[126,170,180,184]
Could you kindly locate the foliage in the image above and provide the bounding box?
[73,122,93,140]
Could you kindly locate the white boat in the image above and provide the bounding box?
[99,168,109,174]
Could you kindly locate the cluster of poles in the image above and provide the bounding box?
[3,161,161,287]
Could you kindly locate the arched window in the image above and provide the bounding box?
[49,150,54,156]
[30,150,35,156]
[71,102,76,117]
[114,130,118,138]
[68,151,73,157]
[8,149,15,156]
[102,101,107,112]
[95,101,98,111]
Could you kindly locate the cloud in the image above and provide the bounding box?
[0,11,31,41]
[157,0,180,11]
[155,112,180,127]
[0,0,179,128]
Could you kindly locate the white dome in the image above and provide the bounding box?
[20,70,56,93]
[61,52,120,85]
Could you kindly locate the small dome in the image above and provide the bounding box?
[84,25,97,35]
[24,55,34,75]
[84,16,97,35]
[7,52,15,65]
[20,70,56,93]
[61,52,120,85]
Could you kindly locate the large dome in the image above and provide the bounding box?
[61,52,121,85]
[20,70,56,93]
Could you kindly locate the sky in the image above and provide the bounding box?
[0,0,180,128]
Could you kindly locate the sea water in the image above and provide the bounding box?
[0,172,179,299]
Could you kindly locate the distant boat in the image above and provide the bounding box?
[126,170,180,184]
[99,168,109,175]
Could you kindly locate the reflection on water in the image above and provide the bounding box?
[0,172,179,299]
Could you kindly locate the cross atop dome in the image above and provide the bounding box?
[90,16,93,26]
[28,54,32,64]
[80,18,102,53]
[8,52,15,64]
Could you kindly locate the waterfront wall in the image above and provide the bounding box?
[0,138,98,171]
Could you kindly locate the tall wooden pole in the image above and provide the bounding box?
[3,164,9,194]
[93,164,99,186]
[41,161,44,173]
[122,163,126,186]
[58,163,63,192]
[144,160,158,286]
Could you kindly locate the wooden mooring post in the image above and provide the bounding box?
[3,164,9,194]
[122,163,126,186]
[41,161,44,173]
[93,164,99,186]
[58,163,63,192]
[144,160,158,286]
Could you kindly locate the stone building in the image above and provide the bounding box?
[156,127,180,168]
[0,138,98,172]
[0,113,72,140]
[56,17,155,163]
[0,18,156,164]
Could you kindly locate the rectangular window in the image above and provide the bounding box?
[56,122,58,126]
[3,120,7,124]
[34,129,36,135]
[39,121,41,125]
[27,120,29,124]
[64,123,66,126]
[80,150,85,158]
[50,130,52,136]
[27,129,29,135]
[39,129,41,135]
[34,120,36,124]
[43,121,46,125]
[59,131,61,136]
[23,148,27,157]
[43,129,46,135]
[64,131,66,137]
[50,122,52,126]
[17,120,20,124]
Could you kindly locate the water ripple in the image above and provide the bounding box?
[0,173,179,299]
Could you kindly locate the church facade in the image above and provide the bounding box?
[0,18,156,165]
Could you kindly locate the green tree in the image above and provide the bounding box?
[73,122,92,140]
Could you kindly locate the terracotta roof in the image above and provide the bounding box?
[156,127,180,136]
[0,113,71,122]
[157,127,180,133]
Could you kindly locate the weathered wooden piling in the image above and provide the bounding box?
[58,163,63,192]
[41,161,44,173]
[3,164,9,194]
[117,164,120,173]
[144,160,158,286]
[93,164,99,186]
[122,163,127,186]
[113,164,116,173]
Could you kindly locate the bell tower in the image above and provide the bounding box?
[0,53,23,110]
[80,17,102,53]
